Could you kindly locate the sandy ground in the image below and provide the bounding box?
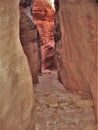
[34,72,96,130]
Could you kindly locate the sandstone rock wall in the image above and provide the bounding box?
[54,0,97,124]
[20,0,40,83]
[33,0,56,71]
[0,1,34,129]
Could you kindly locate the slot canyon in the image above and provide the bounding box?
[0,0,97,130]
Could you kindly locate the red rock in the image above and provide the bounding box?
[33,0,56,71]
[54,0,97,125]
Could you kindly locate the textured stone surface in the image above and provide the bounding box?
[45,94,58,107]
[54,0,97,124]
[75,99,94,109]
[0,1,34,129]
[20,0,40,83]
[34,73,95,130]
[33,0,56,71]
[83,125,96,130]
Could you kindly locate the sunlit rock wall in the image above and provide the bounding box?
[54,0,97,124]
[0,0,34,129]
[33,0,56,71]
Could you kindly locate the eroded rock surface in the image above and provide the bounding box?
[33,0,56,71]
[0,0,34,130]
[54,0,97,124]
[20,0,40,83]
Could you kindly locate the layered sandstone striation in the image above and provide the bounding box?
[20,0,41,83]
[54,0,97,124]
[33,0,56,71]
[0,0,34,130]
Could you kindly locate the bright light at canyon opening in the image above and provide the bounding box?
[49,0,54,9]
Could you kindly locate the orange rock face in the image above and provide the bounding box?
[33,0,56,71]
[54,0,97,124]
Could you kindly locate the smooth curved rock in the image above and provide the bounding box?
[0,1,34,129]
[55,0,97,124]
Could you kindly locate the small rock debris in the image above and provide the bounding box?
[34,73,96,130]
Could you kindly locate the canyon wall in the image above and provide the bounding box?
[33,0,56,71]
[55,0,97,124]
[20,0,40,83]
[0,0,35,129]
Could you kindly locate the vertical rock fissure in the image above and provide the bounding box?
[0,0,97,129]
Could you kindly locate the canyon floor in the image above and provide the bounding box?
[34,71,96,130]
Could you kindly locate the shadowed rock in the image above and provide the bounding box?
[20,0,40,83]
